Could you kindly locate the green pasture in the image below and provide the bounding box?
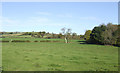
[2,38,118,71]
[1,38,64,42]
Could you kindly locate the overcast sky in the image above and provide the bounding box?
[1,2,118,35]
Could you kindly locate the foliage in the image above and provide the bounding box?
[72,33,77,39]
[89,24,107,44]
[37,32,41,38]
[88,23,119,46]
[41,31,46,38]
[11,40,30,42]
[80,35,84,38]
[58,33,63,38]
[23,32,32,35]
[101,23,118,45]
[116,36,120,47]
[37,31,46,38]
[31,31,35,37]
[84,30,91,42]
[116,25,120,46]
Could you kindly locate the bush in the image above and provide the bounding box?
[34,40,38,42]
[40,40,51,42]
[12,40,30,42]
[90,24,107,44]
[101,24,118,45]
[84,30,91,42]
[0,40,9,42]
[46,37,52,39]
[86,23,119,46]
[26,40,31,42]
[116,36,120,47]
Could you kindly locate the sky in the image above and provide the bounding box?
[1,0,119,2]
[1,2,118,35]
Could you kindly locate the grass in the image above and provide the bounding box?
[1,37,64,41]
[2,38,118,71]
[0,38,1,72]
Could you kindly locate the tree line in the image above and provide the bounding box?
[0,30,84,41]
[22,31,83,40]
[84,23,120,47]
[0,23,119,46]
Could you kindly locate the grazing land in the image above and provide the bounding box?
[1,2,119,71]
[2,38,118,71]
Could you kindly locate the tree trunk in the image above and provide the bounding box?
[65,37,68,43]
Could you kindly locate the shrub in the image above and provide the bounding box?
[40,40,51,42]
[101,23,118,45]
[12,40,30,42]
[34,40,38,42]
[0,40,9,42]
[26,40,31,42]
[90,24,107,44]
[116,36,120,47]
[84,30,92,42]
[46,37,52,39]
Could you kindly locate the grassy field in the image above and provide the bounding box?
[2,38,118,71]
[1,37,64,41]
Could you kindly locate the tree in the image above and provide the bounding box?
[84,23,119,46]
[116,35,120,47]
[58,33,63,38]
[101,23,118,45]
[40,31,46,38]
[116,25,120,46]
[84,30,92,42]
[72,32,77,39]
[31,31,35,37]
[23,32,28,35]
[90,24,107,44]
[9,32,13,34]
[61,27,72,43]
[52,33,55,38]
[80,35,84,39]
[37,32,41,38]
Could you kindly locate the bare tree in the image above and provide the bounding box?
[61,27,72,43]
[41,31,46,38]
[37,31,46,38]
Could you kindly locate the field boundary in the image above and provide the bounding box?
[1,71,119,73]
[0,40,63,43]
